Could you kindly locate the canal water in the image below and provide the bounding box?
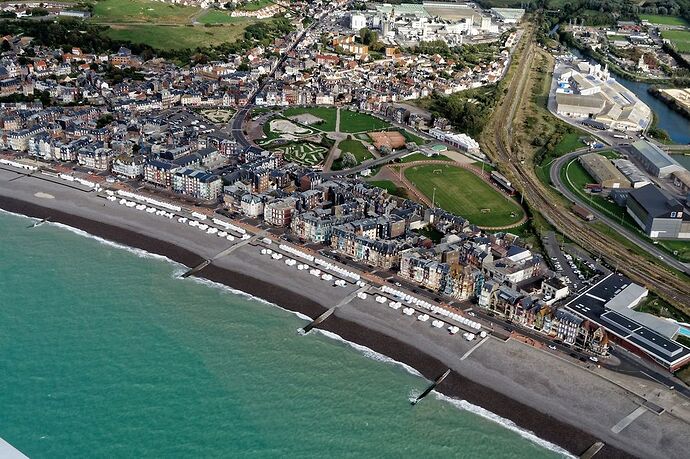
[615,76,690,145]
[569,47,690,145]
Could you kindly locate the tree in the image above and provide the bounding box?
[359,28,377,46]
[341,152,357,168]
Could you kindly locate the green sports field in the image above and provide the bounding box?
[662,30,690,53]
[405,164,523,227]
[105,24,250,50]
[640,14,690,27]
[339,139,373,163]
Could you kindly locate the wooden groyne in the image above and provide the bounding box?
[181,259,211,278]
[580,441,604,459]
[411,369,451,405]
[301,307,336,334]
[28,216,50,228]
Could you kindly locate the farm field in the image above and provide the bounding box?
[197,10,250,24]
[282,107,337,132]
[662,30,690,53]
[92,0,199,24]
[105,24,249,50]
[271,142,327,167]
[339,110,390,133]
[405,164,523,227]
[640,14,690,27]
[239,0,273,11]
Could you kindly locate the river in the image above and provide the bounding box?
[568,47,690,144]
[615,76,690,144]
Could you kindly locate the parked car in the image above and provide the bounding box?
[589,356,599,363]
[548,344,557,350]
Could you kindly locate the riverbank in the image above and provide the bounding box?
[649,86,690,122]
[2,168,689,458]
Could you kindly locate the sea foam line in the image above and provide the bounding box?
[47,221,177,263]
[314,328,573,458]
[183,275,314,322]
[2,207,573,456]
[433,392,575,458]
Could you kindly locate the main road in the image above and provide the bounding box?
[229,10,330,150]
[550,148,690,276]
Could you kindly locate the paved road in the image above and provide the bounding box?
[320,148,412,178]
[550,149,690,276]
[228,11,327,150]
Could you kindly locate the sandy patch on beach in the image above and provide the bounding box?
[34,192,54,199]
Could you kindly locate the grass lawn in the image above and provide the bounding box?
[658,240,690,263]
[640,14,690,27]
[405,164,524,227]
[339,139,373,163]
[339,110,390,133]
[282,107,337,132]
[239,0,273,11]
[368,180,408,198]
[535,132,586,187]
[105,24,249,50]
[92,0,199,24]
[398,129,427,145]
[662,30,690,53]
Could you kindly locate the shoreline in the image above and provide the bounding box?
[0,194,636,458]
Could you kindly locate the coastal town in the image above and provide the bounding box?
[2,1,690,458]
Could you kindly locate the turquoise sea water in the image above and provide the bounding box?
[0,211,564,458]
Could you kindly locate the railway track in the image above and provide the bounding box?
[481,27,690,311]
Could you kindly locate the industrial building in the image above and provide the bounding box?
[612,158,651,189]
[490,8,525,23]
[628,140,684,178]
[566,273,690,371]
[626,184,690,239]
[554,61,651,131]
[579,153,630,188]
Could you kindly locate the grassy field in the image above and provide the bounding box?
[535,132,585,187]
[339,139,373,163]
[339,110,390,133]
[662,30,690,53]
[105,24,249,50]
[405,164,524,227]
[239,0,273,11]
[398,129,427,145]
[197,10,248,25]
[282,107,337,132]
[92,0,199,24]
[640,14,690,27]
